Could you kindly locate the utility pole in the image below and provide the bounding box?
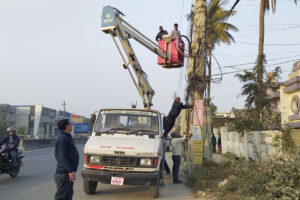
[62,100,66,117]
[184,0,211,171]
[187,0,207,100]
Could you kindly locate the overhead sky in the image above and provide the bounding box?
[0,0,299,117]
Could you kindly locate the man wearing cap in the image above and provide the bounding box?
[170,132,186,184]
[155,26,168,42]
[163,97,193,138]
[54,119,79,200]
[0,127,20,168]
[170,23,181,40]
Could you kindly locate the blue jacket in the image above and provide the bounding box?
[212,135,217,146]
[0,134,20,151]
[55,132,79,174]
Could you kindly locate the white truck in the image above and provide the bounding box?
[81,6,184,198]
[81,108,164,198]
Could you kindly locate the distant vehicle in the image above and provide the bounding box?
[0,148,24,177]
[81,108,164,198]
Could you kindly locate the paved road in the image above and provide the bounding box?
[0,145,195,200]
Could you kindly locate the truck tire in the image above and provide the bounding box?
[150,177,160,198]
[83,178,98,195]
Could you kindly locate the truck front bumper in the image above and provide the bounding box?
[81,168,160,185]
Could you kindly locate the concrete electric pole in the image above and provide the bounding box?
[187,0,207,100]
[183,0,212,171]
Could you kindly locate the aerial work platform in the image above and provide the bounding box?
[157,36,185,69]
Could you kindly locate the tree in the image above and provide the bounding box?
[0,121,7,140]
[235,58,281,130]
[206,0,238,99]
[16,126,28,136]
[256,0,297,121]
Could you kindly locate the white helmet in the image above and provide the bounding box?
[7,127,16,132]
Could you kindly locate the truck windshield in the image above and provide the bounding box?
[94,110,159,135]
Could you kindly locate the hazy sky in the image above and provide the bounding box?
[0,0,299,117]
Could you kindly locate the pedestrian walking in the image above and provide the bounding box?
[170,132,186,184]
[212,133,216,153]
[54,119,79,200]
[217,134,222,153]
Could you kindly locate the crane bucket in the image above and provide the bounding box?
[157,39,185,69]
[101,6,117,32]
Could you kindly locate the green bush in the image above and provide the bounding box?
[261,155,300,199]
[186,161,232,192]
[220,155,300,200]
[187,155,300,200]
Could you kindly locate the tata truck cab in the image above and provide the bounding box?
[81,108,164,198]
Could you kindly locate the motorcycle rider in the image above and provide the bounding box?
[0,127,20,168]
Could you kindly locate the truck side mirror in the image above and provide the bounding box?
[90,114,97,132]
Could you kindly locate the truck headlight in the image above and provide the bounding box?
[140,158,152,166]
[90,156,101,164]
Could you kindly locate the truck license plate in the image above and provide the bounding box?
[111,177,124,185]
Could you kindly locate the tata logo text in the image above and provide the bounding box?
[114,151,125,155]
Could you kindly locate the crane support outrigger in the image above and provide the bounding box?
[101,6,172,109]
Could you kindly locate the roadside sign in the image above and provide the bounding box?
[193,140,203,165]
[193,99,204,126]
[74,123,90,134]
[193,153,203,165]
[193,140,203,153]
[192,125,202,140]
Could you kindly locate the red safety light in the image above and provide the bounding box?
[157,39,185,68]
[87,164,104,170]
[84,155,88,163]
[153,158,158,167]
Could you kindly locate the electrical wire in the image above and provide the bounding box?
[205,0,241,87]
[238,42,300,46]
[221,54,300,69]
[179,0,185,27]
[236,23,300,27]
[215,50,299,57]
[211,59,300,76]
[214,0,241,35]
[237,26,300,38]
[210,53,223,84]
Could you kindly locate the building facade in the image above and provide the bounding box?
[7,105,76,139]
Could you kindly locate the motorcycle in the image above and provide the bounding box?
[0,148,24,177]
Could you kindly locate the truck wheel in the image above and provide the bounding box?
[83,178,98,195]
[150,178,160,198]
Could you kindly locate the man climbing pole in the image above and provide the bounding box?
[163,97,193,138]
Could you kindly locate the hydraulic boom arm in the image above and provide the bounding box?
[101,6,168,109]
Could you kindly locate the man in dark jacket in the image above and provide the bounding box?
[211,133,217,153]
[0,127,20,167]
[163,97,193,138]
[54,119,79,200]
[155,26,168,42]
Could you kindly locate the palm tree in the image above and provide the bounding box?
[206,0,238,99]
[255,0,297,121]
